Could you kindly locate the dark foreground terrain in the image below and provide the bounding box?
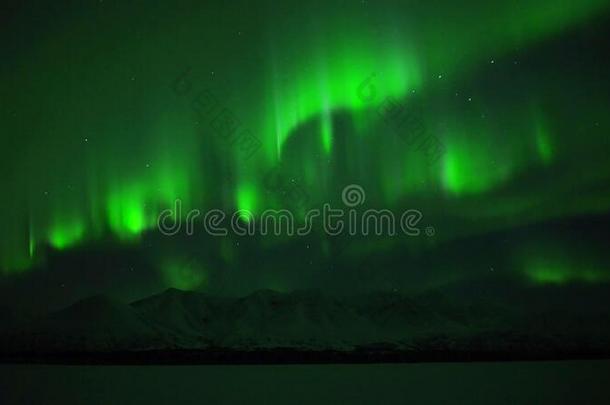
[2,286,610,364]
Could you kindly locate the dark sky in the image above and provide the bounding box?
[1,0,610,312]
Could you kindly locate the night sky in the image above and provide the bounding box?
[1,0,610,313]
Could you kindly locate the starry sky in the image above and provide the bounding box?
[1,0,610,312]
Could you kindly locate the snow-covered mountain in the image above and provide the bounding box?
[2,287,610,359]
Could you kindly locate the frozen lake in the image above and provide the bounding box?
[1,360,609,404]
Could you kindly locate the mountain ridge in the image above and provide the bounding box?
[2,287,610,362]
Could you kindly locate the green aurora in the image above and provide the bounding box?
[1,0,610,297]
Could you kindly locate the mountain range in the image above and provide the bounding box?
[2,285,610,363]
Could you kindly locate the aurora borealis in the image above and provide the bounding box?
[1,0,610,312]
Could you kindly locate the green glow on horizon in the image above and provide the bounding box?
[321,110,333,155]
[48,219,85,250]
[29,237,35,258]
[237,184,258,220]
[525,257,610,285]
[106,189,150,239]
[161,258,207,290]
[535,119,554,165]
[1,244,34,275]
[441,135,514,195]
[104,159,194,240]
[28,222,36,258]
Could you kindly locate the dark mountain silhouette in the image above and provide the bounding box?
[2,287,610,363]
[2,295,163,352]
